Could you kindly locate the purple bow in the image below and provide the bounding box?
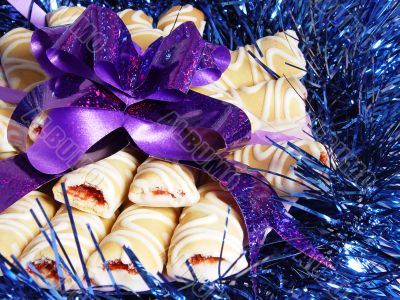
[0,5,332,270]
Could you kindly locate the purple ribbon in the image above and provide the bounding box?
[249,115,313,144]
[0,5,332,270]
[7,0,46,28]
[0,86,27,104]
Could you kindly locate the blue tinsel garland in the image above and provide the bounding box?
[0,0,399,299]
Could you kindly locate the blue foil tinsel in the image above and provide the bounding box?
[0,0,399,299]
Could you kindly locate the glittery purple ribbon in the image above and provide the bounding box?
[0,5,332,270]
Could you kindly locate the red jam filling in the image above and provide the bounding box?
[27,259,59,281]
[152,189,176,198]
[319,151,329,165]
[67,185,106,205]
[152,189,186,199]
[32,125,42,136]
[189,255,220,265]
[106,259,138,275]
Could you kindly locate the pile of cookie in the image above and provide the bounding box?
[0,5,328,292]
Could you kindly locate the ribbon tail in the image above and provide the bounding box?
[183,157,333,272]
[0,154,57,211]
[267,197,334,269]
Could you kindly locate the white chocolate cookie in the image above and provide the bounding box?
[53,149,141,218]
[19,206,115,290]
[87,204,180,292]
[230,140,329,196]
[129,158,200,207]
[204,30,306,91]
[158,5,206,35]
[46,6,86,27]
[167,183,247,282]
[0,107,17,153]
[0,28,48,91]
[0,191,58,260]
[194,77,307,132]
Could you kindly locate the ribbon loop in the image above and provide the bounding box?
[31,5,229,100]
[27,108,125,174]
[8,77,125,152]
[124,91,250,161]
